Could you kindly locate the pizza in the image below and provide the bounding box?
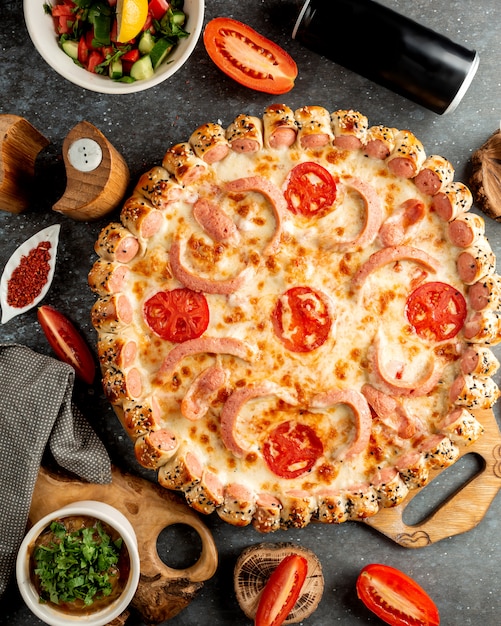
[89,104,501,532]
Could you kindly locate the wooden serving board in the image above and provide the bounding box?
[29,465,218,624]
[362,408,501,547]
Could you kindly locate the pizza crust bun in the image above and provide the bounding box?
[101,365,142,404]
[157,449,203,491]
[226,114,263,153]
[217,483,256,527]
[279,490,317,529]
[262,103,298,149]
[120,194,163,239]
[463,310,501,345]
[134,165,183,208]
[233,543,324,624]
[97,334,137,370]
[91,294,133,333]
[162,142,209,185]
[134,428,179,469]
[330,109,368,150]
[94,222,139,263]
[413,155,455,196]
[395,451,429,490]
[439,407,485,446]
[88,258,129,296]
[460,345,500,377]
[447,212,485,248]
[431,181,473,221]
[363,125,398,160]
[189,122,230,164]
[468,273,501,311]
[386,130,426,178]
[252,494,282,533]
[370,467,409,508]
[294,105,333,149]
[449,373,501,409]
[118,398,162,439]
[184,468,224,515]
[456,237,496,284]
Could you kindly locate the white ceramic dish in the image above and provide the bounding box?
[23,0,204,94]
[16,500,140,626]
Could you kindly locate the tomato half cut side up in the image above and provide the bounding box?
[143,288,210,343]
[405,281,467,342]
[356,563,440,626]
[255,554,308,626]
[203,17,298,94]
[263,421,323,479]
[37,305,96,385]
[284,162,337,217]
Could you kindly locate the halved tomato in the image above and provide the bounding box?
[37,305,96,385]
[203,17,298,94]
[255,554,308,626]
[356,563,440,626]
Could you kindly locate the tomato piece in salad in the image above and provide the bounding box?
[356,563,440,626]
[203,17,298,94]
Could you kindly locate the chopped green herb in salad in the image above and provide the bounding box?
[43,0,189,82]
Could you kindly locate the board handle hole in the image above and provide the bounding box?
[401,452,485,526]
[156,523,203,570]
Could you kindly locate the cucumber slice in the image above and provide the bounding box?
[139,31,155,55]
[109,58,123,80]
[150,38,173,70]
[171,10,185,26]
[130,55,154,81]
[61,39,79,60]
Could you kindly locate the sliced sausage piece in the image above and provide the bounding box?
[158,449,203,491]
[121,194,163,239]
[97,334,137,369]
[169,238,251,294]
[88,259,129,295]
[352,245,440,290]
[295,105,333,149]
[363,125,397,160]
[331,109,368,150]
[460,345,500,376]
[310,388,372,459]
[457,237,496,284]
[463,310,501,345]
[101,365,142,404]
[225,175,287,255]
[378,198,425,247]
[217,483,256,526]
[279,490,317,529]
[193,197,241,245]
[162,142,209,185]
[431,181,473,221]
[226,114,263,153]
[135,165,183,208]
[94,222,139,263]
[361,383,416,438]
[252,493,282,533]
[449,373,500,409]
[439,407,484,446]
[134,428,179,469]
[448,212,485,248]
[386,130,426,179]
[263,103,298,149]
[184,468,224,514]
[181,365,227,421]
[468,274,501,311]
[413,155,455,196]
[91,294,133,333]
[190,122,230,163]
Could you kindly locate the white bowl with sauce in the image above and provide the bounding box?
[16,500,140,626]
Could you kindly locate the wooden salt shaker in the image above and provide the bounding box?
[53,120,130,221]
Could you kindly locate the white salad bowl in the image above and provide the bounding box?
[23,0,204,94]
[16,500,140,626]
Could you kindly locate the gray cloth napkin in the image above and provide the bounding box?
[0,343,112,598]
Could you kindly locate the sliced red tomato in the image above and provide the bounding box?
[272,286,331,353]
[203,17,297,94]
[87,50,105,73]
[143,288,209,343]
[284,162,337,217]
[263,421,323,479]
[356,563,440,626]
[37,305,96,385]
[148,0,170,20]
[406,281,467,342]
[255,554,308,626]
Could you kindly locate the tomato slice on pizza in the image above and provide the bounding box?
[143,288,209,342]
[284,162,337,217]
[263,421,324,479]
[405,281,467,342]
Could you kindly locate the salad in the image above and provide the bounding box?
[44,0,189,82]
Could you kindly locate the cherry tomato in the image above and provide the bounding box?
[405,281,467,342]
[37,305,96,385]
[356,563,440,626]
[143,288,209,343]
[203,17,298,95]
[272,286,331,353]
[284,162,337,217]
[263,421,323,479]
[255,554,308,626]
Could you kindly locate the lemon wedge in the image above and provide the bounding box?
[116,0,149,43]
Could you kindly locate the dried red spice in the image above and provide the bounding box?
[7,241,52,308]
